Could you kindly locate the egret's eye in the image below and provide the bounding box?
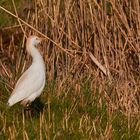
[36,37,39,41]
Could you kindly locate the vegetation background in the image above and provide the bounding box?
[0,0,140,139]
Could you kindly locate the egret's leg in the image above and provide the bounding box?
[20,99,30,107]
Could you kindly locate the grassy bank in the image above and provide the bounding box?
[0,0,140,139]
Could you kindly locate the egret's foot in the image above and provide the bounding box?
[23,98,44,117]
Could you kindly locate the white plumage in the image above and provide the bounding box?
[8,35,46,107]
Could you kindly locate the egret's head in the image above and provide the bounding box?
[27,35,41,46]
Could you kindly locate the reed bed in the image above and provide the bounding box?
[0,0,140,139]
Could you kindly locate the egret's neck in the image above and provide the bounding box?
[27,44,43,63]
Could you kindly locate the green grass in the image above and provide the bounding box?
[0,80,139,139]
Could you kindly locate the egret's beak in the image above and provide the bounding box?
[37,38,44,44]
[39,38,46,41]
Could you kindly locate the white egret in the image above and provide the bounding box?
[7,35,46,107]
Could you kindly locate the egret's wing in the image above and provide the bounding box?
[8,67,45,106]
